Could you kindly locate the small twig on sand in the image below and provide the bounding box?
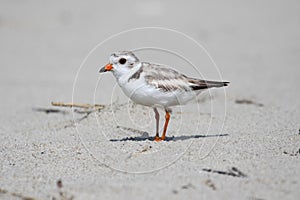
[0,187,37,200]
[51,101,105,110]
[202,167,247,178]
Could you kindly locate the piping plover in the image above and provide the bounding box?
[99,51,229,141]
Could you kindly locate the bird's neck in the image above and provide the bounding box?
[115,62,142,84]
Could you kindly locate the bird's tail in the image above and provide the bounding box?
[188,79,230,90]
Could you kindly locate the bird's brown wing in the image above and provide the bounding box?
[143,63,191,92]
[143,63,229,92]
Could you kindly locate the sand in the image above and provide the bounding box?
[0,1,299,199]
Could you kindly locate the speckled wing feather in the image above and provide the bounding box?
[142,63,191,92]
[142,62,229,92]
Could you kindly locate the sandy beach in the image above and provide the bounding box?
[0,1,299,199]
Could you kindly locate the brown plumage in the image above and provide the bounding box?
[135,63,229,92]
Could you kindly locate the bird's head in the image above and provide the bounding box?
[99,51,140,78]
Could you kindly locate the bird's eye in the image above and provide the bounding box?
[119,58,127,64]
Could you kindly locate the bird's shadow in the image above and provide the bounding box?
[110,127,229,142]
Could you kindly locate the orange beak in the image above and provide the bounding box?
[99,63,113,73]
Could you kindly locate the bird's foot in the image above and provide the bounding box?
[154,136,165,142]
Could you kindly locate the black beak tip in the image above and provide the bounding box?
[99,67,106,73]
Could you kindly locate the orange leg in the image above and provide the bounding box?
[161,110,170,140]
[153,108,171,141]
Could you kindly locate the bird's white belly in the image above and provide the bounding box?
[118,77,200,108]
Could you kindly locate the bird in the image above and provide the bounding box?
[99,51,229,141]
